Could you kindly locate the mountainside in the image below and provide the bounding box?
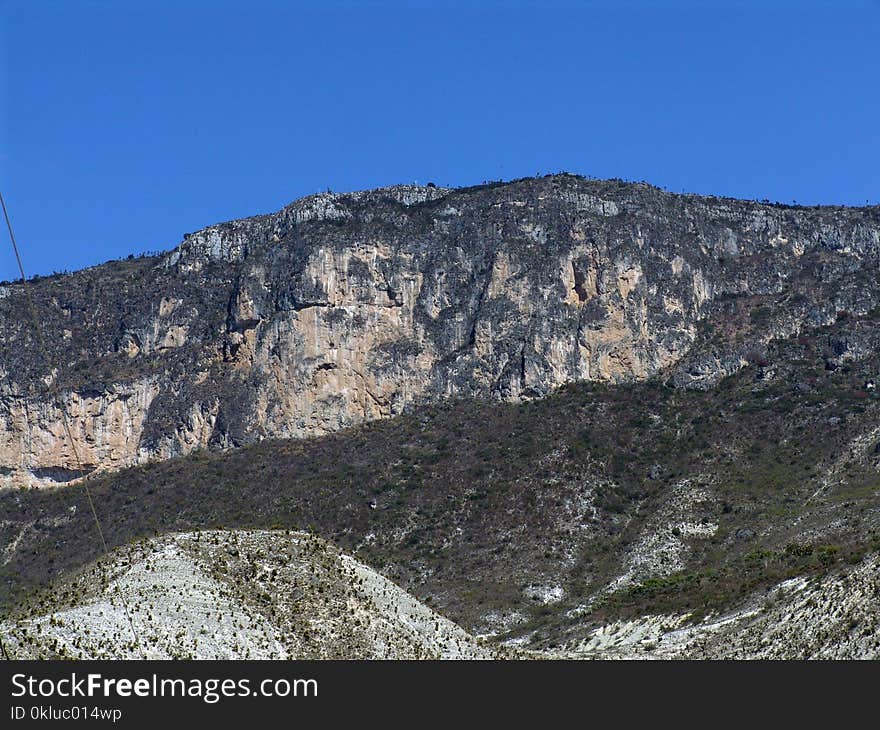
[2,174,880,659]
[2,174,879,488]
[564,552,880,659]
[3,308,879,652]
[5,528,878,660]
[2,530,498,659]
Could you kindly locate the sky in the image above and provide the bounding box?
[1,0,878,280]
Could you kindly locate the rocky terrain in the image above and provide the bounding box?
[4,528,877,660]
[565,553,880,660]
[2,529,498,660]
[2,174,879,659]
[3,307,880,657]
[1,174,878,487]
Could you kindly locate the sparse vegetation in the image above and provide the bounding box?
[3,309,880,644]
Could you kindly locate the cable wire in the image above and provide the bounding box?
[1,189,146,659]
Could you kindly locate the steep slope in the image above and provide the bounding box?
[2,175,879,487]
[561,554,880,659]
[2,530,497,660]
[3,309,879,650]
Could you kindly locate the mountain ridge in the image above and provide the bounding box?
[2,174,880,657]
[2,173,879,488]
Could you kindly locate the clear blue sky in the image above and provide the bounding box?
[1,1,878,279]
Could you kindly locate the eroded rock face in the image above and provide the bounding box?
[1,176,879,486]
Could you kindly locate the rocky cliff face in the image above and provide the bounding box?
[1,175,879,487]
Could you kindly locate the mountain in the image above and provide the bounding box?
[1,174,879,659]
[3,314,880,654]
[2,174,878,488]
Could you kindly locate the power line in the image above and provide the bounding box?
[1,189,146,659]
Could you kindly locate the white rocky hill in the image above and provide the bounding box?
[2,530,499,660]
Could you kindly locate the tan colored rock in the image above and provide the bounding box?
[2,175,878,487]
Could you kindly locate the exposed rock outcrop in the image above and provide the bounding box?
[2,175,878,486]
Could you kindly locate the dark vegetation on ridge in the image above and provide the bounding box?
[3,310,880,645]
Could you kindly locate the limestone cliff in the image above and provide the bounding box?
[1,175,878,487]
